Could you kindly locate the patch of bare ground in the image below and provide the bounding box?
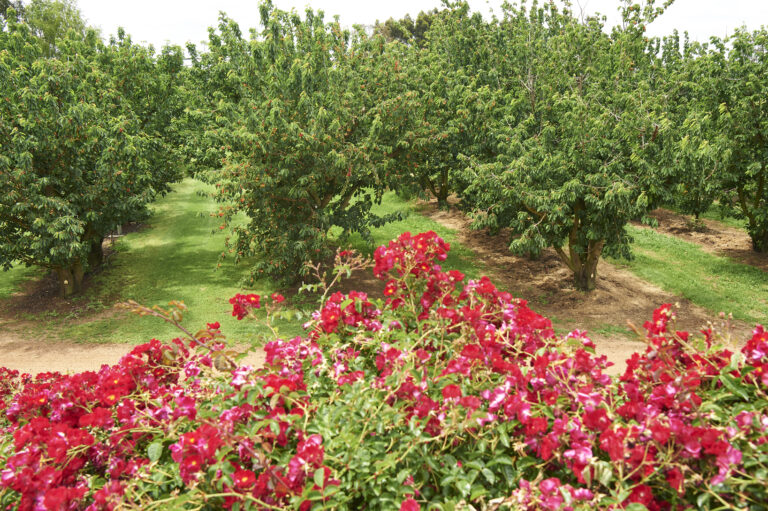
[643,208,768,271]
[0,320,265,375]
[417,201,753,375]
[0,225,146,319]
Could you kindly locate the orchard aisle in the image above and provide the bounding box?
[0,323,266,375]
[0,322,633,376]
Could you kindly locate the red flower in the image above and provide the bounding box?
[666,467,684,494]
[582,407,611,432]
[180,455,203,483]
[271,293,285,304]
[297,435,324,468]
[233,469,256,489]
[441,384,462,403]
[42,486,87,511]
[229,293,261,320]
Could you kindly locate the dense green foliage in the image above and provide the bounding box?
[460,3,668,291]
[4,0,768,297]
[0,8,183,295]
[184,0,768,292]
[662,27,768,248]
[0,0,23,19]
[184,5,409,284]
[374,9,440,46]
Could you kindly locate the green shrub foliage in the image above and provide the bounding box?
[1,232,767,510]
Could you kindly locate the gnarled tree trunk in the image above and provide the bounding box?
[88,236,105,269]
[571,241,603,292]
[55,261,85,297]
[553,206,605,292]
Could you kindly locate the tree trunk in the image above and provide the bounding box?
[751,230,768,253]
[571,239,604,292]
[72,261,84,291]
[573,261,598,291]
[436,169,450,209]
[55,261,85,297]
[56,267,76,297]
[88,236,105,269]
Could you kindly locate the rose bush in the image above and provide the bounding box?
[1,231,767,510]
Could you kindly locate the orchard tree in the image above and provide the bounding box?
[661,28,768,248]
[178,14,258,177]
[0,11,179,295]
[374,9,440,47]
[23,0,87,55]
[0,0,23,19]
[199,3,401,284]
[375,3,502,207]
[707,29,768,251]
[463,2,669,291]
[654,34,723,222]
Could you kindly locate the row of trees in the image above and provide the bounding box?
[2,0,766,295]
[0,5,184,295]
[184,0,767,291]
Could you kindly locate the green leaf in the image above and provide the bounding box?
[147,442,163,462]
[594,461,614,486]
[719,373,750,401]
[498,427,510,448]
[314,468,325,488]
[487,457,514,468]
[454,479,471,496]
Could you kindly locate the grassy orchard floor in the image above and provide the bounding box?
[0,264,41,300]
[0,179,485,348]
[612,225,768,325]
[1,178,766,373]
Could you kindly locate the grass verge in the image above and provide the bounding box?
[611,225,768,325]
[0,264,44,300]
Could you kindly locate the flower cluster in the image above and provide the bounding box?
[1,231,766,510]
[229,293,261,320]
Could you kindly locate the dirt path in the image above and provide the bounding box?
[0,321,266,375]
[643,208,768,272]
[418,202,753,374]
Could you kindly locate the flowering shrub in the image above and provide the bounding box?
[1,231,767,510]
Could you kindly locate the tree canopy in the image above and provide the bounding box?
[0,8,183,295]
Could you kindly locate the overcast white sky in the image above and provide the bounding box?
[77,0,768,51]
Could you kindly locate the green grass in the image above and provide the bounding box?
[2,182,484,345]
[0,264,45,300]
[666,202,747,230]
[59,179,303,344]
[610,225,768,324]
[698,208,747,230]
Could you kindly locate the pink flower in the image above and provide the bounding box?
[400,498,420,511]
